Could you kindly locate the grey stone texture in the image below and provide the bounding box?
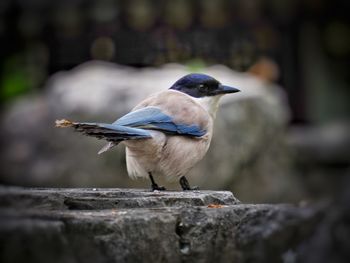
[1,187,340,263]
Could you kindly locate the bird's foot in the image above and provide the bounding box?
[179,176,199,191]
[151,184,166,192]
[182,185,199,191]
[148,172,166,191]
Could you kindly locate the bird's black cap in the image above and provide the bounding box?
[170,73,240,98]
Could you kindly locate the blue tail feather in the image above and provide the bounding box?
[71,122,152,142]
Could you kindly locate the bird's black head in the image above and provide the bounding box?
[169,73,240,98]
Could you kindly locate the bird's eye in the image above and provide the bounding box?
[198,84,207,92]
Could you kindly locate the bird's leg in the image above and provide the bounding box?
[148,172,166,191]
[179,176,199,191]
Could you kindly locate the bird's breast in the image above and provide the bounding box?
[123,129,212,179]
[158,133,212,178]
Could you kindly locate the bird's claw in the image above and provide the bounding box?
[179,176,199,191]
[183,185,199,191]
[151,184,166,191]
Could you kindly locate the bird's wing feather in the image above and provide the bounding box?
[113,106,206,137]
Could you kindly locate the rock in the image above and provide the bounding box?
[0,187,325,263]
[0,62,302,202]
[0,186,239,210]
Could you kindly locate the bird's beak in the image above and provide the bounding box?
[217,84,240,95]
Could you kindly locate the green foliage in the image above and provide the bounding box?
[186,59,206,72]
[0,55,33,103]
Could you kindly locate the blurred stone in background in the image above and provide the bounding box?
[0,62,300,203]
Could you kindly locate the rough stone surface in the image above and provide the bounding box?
[0,187,239,210]
[0,62,302,203]
[0,187,334,263]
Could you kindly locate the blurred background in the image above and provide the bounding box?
[0,0,349,204]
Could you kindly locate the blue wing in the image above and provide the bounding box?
[113,107,206,137]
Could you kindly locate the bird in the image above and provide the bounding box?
[55,73,240,191]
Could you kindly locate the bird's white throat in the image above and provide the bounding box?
[195,95,223,119]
